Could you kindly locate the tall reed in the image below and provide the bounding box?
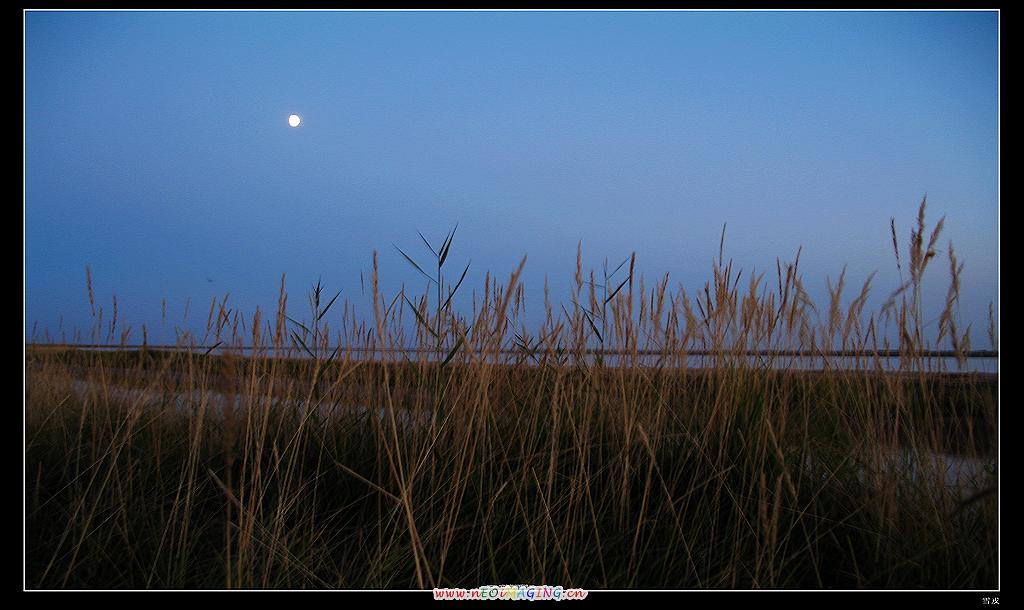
[25,201,997,589]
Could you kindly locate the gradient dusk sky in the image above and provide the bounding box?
[25,10,998,346]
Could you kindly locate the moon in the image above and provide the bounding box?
[288,114,301,127]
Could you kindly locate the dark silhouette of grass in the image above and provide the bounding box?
[25,200,997,589]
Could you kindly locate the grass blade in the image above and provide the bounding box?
[442,261,471,311]
[440,337,464,367]
[605,274,631,304]
[405,295,439,339]
[438,224,459,269]
[290,330,316,359]
[395,245,436,284]
[286,315,313,336]
[418,231,438,257]
[317,290,342,322]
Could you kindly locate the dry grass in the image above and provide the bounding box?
[25,199,997,589]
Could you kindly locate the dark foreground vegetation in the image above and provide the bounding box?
[25,200,998,588]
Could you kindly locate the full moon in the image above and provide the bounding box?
[288,114,301,127]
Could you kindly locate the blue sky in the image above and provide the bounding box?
[25,10,998,347]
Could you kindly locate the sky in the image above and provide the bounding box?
[25,10,998,348]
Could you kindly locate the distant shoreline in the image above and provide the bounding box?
[23,342,1001,359]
